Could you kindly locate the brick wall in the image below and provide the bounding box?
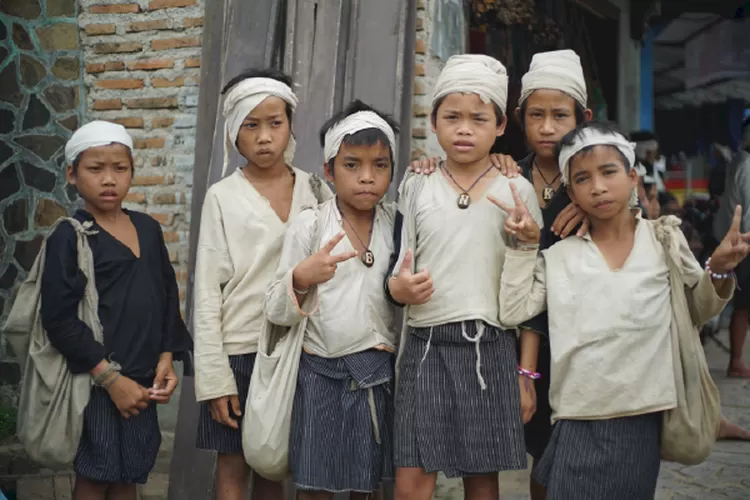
[78,0,205,312]
[410,0,463,161]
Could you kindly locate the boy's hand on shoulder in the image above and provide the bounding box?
[489,154,522,178]
[552,202,589,238]
[488,183,540,244]
[710,205,750,274]
[209,395,242,429]
[105,375,150,419]
[293,232,358,290]
[408,156,440,175]
[149,353,178,404]
[388,249,434,305]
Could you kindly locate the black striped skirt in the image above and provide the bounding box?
[290,350,395,493]
[196,353,255,454]
[74,384,161,484]
[533,412,662,500]
[394,321,526,477]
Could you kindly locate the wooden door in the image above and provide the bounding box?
[170,1,415,498]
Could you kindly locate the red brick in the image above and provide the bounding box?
[416,0,425,8]
[413,105,428,117]
[151,156,167,166]
[184,17,204,27]
[149,212,173,225]
[163,231,180,243]
[126,97,179,109]
[90,4,141,14]
[134,137,166,149]
[113,117,145,128]
[169,251,178,263]
[86,63,105,74]
[151,36,200,51]
[127,58,174,71]
[416,17,424,31]
[92,98,122,110]
[105,61,126,71]
[148,0,196,9]
[124,193,146,203]
[133,175,165,186]
[414,63,425,76]
[152,77,184,88]
[184,57,200,68]
[84,23,116,36]
[93,42,142,54]
[153,192,177,204]
[96,78,144,90]
[413,80,426,96]
[128,19,170,32]
[152,117,174,128]
[412,128,427,139]
[415,39,425,55]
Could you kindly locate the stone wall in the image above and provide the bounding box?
[0,0,86,367]
[78,0,205,314]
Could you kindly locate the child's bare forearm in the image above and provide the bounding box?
[518,329,540,371]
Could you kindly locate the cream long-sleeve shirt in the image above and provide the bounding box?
[265,199,398,357]
[193,168,332,402]
[405,172,543,328]
[500,217,732,422]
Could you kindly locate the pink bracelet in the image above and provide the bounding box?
[517,367,541,380]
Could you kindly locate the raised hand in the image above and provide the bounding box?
[293,232,358,290]
[408,156,440,175]
[552,202,590,238]
[489,154,522,178]
[709,205,750,274]
[488,183,541,244]
[388,249,434,305]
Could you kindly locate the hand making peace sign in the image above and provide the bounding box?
[292,232,358,291]
[709,205,750,275]
[487,183,541,245]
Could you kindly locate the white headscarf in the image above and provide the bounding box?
[222,77,299,177]
[65,120,134,165]
[323,111,396,162]
[520,49,587,108]
[558,127,635,185]
[431,54,509,113]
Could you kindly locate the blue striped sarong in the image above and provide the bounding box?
[290,349,395,493]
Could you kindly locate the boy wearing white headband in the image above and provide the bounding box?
[386,54,543,500]
[498,121,747,499]
[193,68,331,500]
[265,100,400,498]
[41,120,192,499]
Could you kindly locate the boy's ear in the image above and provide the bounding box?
[628,164,639,188]
[495,114,508,137]
[583,108,593,121]
[66,165,76,185]
[514,107,522,125]
[430,115,437,134]
[323,161,334,183]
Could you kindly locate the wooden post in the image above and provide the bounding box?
[170,1,415,498]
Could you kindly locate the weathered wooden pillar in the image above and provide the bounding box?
[169,1,415,498]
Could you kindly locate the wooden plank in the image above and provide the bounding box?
[52,475,72,500]
[17,477,55,500]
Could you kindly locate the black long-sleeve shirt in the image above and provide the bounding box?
[40,209,192,382]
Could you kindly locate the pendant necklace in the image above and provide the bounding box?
[534,161,561,202]
[337,200,375,268]
[441,163,496,209]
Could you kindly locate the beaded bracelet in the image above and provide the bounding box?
[705,257,733,281]
[517,367,541,380]
[101,372,120,390]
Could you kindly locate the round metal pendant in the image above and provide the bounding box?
[362,250,375,267]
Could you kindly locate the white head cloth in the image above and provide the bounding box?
[520,49,587,108]
[431,54,509,113]
[323,111,396,162]
[222,77,299,177]
[65,120,133,166]
[558,127,635,185]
